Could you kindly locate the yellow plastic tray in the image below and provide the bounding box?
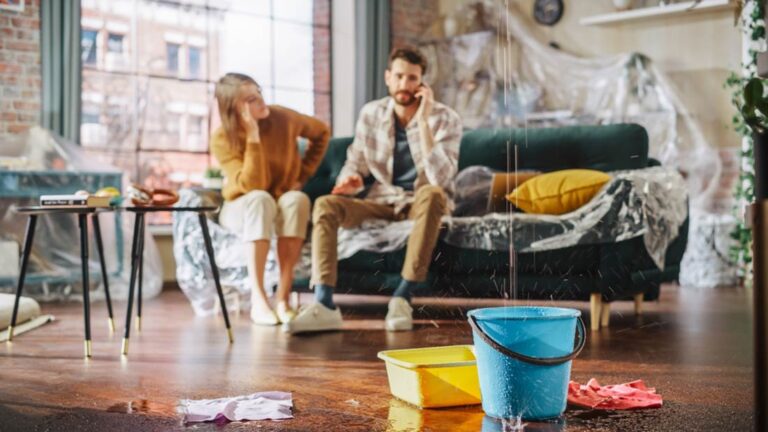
[377,345,482,408]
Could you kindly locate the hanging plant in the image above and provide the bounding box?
[726,0,766,282]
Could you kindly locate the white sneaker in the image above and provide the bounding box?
[386,297,413,331]
[276,301,296,323]
[282,302,343,334]
[251,306,280,326]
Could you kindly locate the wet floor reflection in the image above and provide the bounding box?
[386,398,484,431]
[480,414,566,432]
[384,396,663,432]
[105,399,172,415]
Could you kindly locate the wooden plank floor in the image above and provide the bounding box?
[0,284,754,431]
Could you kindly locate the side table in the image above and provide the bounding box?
[9,206,116,358]
[120,206,232,355]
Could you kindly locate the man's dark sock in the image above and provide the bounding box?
[314,284,336,310]
[393,279,422,303]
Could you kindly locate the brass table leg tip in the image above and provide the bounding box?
[84,340,92,358]
[135,317,142,332]
[108,318,115,333]
[227,328,234,344]
[7,326,14,342]
[121,338,129,356]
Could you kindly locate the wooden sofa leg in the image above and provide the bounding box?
[590,293,602,331]
[600,302,611,328]
[634,293,643,315]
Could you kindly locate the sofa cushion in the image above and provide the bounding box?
[508,169,611,214]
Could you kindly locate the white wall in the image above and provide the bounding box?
[332,0,356,137]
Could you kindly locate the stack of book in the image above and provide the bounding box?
[39,194,112,208]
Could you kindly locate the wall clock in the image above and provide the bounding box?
[533,0,564,26]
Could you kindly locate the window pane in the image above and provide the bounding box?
[107,33,124,53]
[140,78,211,152]
[273,21,312,90]
[209,0,270,17]
[274,0,312,24]
[218,13,272,87]
[82,0,134,72]
[188,46,201,79]
[80,69,137,151]
[81,30,98,65]
[166,43,180,73]
[136,0,211,78]
[274,88,313,116]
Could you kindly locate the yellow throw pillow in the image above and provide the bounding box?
[506,169,611,215]
[488,171,541,213]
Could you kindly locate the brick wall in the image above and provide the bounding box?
[0,0,41,142]
[313,0,331,128]
[390,0,440,49]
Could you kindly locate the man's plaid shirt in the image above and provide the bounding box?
[338,96,462,213]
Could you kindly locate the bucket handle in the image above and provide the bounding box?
[468,314,586,366]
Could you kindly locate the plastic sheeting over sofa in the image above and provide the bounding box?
[173,165,686,314]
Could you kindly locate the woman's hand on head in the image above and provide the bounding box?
[240,103,261,143]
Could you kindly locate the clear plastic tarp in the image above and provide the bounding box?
[173,189,310,315]
[421,0,720,212]
[0,127,162,302]
[332,166,687,270]
[679,209,740,288]
[446,166,688,269]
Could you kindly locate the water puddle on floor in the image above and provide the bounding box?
[565,408,656,430]
[106,399,172,416]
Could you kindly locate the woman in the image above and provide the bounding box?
[211,73,330,325]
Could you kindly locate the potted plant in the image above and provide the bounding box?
[202,167,224,190]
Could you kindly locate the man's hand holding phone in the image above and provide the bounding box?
[332,174,363,195]
[415,82,434,122]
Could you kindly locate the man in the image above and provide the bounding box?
[284,47,462,334]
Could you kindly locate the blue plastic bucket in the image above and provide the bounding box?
[468,306,585,420]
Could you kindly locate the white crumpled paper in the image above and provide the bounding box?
[178,391,293,423]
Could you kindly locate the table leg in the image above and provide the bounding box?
[136,218,145,332]
[78,214,92,358]
[8,215,37,342]
[91,213,115,333]
[122,212,144,356]
[197,213,233,343]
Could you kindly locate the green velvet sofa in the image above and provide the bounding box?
[296,123,689,329]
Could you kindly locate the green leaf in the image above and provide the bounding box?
[744,78,763,107]
[756,100,768,119]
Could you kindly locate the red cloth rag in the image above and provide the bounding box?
[567,378,663,410]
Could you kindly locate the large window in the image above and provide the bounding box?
[79,0,332,223]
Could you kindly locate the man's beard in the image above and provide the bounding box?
[392,90,416,106]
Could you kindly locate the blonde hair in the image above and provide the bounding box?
[215,72,259,152]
